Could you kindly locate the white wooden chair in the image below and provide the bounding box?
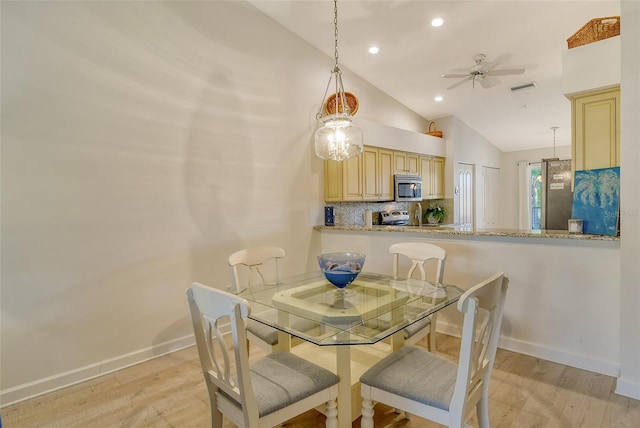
[228,246,286,352]
[228,246,285,294]
[360,272,509,428]
[187,283,339,428]
[389,242,447,351]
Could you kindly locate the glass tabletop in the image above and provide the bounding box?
[239,271,464,346]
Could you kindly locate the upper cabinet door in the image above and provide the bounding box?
[431,157,445,199]
[420,155,445,199]
[363,147,394,201]
[324,160,342,202]
[362,147,379,200]
[420,156,433,199]
[572,87,620,172]
[378,149,394,200]
[393,151,408,175]
[393,151,420,175]
[342,154,363,201]
[406,153,420,175]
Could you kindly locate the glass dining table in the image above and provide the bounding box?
[239,271,464,427]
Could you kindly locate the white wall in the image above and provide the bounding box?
[433,116,502,226]
[0,1,428,404]
[562,35,620,96]
[354,118,446,157]
[617,0,640,400]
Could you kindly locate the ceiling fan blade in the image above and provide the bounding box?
[487,68,525,76]
[447,75,473,90]
[441,73,470,79]
[478,61,497,73]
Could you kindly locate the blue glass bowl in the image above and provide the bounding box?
[318,252,366,289]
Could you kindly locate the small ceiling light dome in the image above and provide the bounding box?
[431,17,444,27]
[434,95,443,102]
[368,46,379,54]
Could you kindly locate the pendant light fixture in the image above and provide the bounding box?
[314,0,363,162]
[551,126,559,158]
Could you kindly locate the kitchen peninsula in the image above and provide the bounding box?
[312,223,621,380]
[314,224,619,241]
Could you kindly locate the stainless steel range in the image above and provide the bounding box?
[380,210,410,225]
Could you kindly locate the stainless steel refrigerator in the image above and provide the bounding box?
[541,158,573,230]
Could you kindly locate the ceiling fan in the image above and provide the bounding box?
[442,53,525,90]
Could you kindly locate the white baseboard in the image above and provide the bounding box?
[437,322,620,377]
[615,377,640,400]
[0,334,196,407]
[437,320,463,339]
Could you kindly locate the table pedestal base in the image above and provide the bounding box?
[290,340,392,427]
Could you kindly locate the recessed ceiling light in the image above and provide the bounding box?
[431,17,444,27]
[434,96,443,102]
[368,46,380,54]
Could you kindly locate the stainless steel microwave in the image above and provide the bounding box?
[394,175,422,201]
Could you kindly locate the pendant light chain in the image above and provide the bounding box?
[551,126,559,158]
[333,0,340,109]
[333,0,349,116]
[333,0,339,71]
[317,0,348,119]
[313,0,363,162]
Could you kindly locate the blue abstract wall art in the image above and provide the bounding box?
[571,166,620,236]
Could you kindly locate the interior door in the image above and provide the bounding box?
[481,166,500,228]
[456,162,474,227]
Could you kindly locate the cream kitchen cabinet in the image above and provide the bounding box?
[393,151,420,175]
[342,154,363,201]
[324,158,343,202]
[571,86,620,172]
[362,147,394,201]
[420,155,445,199]
[324,146,394,202]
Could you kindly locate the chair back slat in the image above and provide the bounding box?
[389,242,446,284]
[203,317,232,386]
[228,246,285,293]
[389,242,447,351]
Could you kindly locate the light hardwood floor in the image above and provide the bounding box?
[2,334,639,427]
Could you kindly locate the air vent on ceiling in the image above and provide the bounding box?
[510,82,537,92]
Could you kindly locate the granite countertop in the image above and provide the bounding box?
[314,224,620,241]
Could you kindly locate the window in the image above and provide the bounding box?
[529,163,542,230]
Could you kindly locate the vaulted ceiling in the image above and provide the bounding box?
[250,0,620,152]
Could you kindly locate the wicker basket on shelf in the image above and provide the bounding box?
[567,16,620,49]
[426,121,443,138]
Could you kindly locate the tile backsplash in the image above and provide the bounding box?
[325,199,453,226]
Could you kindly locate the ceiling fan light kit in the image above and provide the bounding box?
[442,53,525,90]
